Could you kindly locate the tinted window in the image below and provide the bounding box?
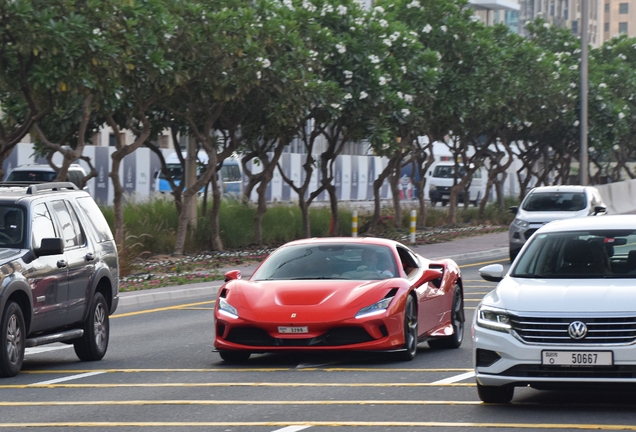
[252,244,396,281]
[512,230,636,278]
[76,196,114,242]
[0,206,25,247]
[521,192,587,212]
[7,171,56,182]
[432,165,466,179]
[31,203,57,249]
[220,164,241,182]
[51,200,84,247]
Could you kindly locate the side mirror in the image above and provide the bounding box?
[479,264,505,283]
[224,269,242,282]
[594,205,607,215]
[34,238,64,257]
[418,268,443,286]
[509,206,519,215]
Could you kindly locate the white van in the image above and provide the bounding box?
[154,151,242,196]
[427,162,483,206]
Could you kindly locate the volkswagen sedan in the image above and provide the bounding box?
[474,215,636,403]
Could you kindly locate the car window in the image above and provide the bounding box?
[521,192,587,212]
[51,200,84,248]
[76,196,114,242]
[7,171,57,182]
[31,203,57,249]
[432,165,466,178]
[512,230,636,278]
[0,206,25,247]
[252,243,396,281]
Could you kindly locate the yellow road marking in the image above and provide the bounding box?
[0,421,631,429]
[0,400,481,407]
[20,367,473,374]
[111,301,215,318]
[0,382,475,389]
[460,258,507,269]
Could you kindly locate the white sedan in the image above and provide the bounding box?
[473,215,636,403]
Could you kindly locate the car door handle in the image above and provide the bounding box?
[85,253,95,261]
[57,260,67,268]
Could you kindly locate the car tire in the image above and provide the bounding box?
[0,301,25,377]
[430,200,437,207]
[441,200,448,206]
[74,292,109,361]
[219,351,251,362]
[428,285,464,349]
[477,383,514,403]
[397,295,418,361]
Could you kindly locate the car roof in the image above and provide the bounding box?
[528,185,595,194]
[0,182,86,201]
[9,164,84,172]
[538,215,636,233]
[281,237,401,249]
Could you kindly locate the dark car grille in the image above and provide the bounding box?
[226,326,375,347]
[523,229,538,240]
[500,364,636,379]
[511,316,636,345]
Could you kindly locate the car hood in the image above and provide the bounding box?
[516,209,588,223]
[223,279,393,322]
[482,276,636,314]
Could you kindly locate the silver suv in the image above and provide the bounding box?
[508,185,607,262]
[5,164,87,189]
[0,182,119,377]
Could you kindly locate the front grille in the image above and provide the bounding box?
[511,316,636,345]
[500,364,636,379]
[226,326,374,347]
[524,229,538,240]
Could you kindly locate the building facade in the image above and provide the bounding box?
[603,0,636,42]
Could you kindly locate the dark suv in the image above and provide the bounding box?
[0,182,119,377]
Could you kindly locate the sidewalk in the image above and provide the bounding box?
[117,231,509,310]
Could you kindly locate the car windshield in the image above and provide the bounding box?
[7,171,57,182]
[521,192,587,212]
[252,243,398,281]
[0,206,26,248]
[511,230,636,278]
[432,165,466,178]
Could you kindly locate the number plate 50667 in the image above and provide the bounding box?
[542,351,612,366]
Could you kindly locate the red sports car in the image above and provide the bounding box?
[214,237,464,362]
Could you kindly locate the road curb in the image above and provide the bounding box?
[437,247,508,264]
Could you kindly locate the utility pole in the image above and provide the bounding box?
[580,0,589,185]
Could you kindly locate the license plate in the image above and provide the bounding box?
[542,351,613,366]
[278,326,308,334]
[441,195,449,199]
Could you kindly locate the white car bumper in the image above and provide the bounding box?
[473,323,636,387]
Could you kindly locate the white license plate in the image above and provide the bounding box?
[441,195,449,199]
[542,351,613,366]
[278,326,308,334]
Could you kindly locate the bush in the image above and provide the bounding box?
[108,197,513,274]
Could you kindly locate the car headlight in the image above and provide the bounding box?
[219,298,239,319]
[513,218,529,228]
[476,305,511,332]
[429,184,437,191]
[356,296,394,319]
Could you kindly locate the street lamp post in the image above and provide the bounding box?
[580,0,589,186]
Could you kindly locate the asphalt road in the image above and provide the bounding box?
[3,247,636,431]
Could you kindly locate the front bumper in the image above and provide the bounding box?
[214,313,405,352]
[473,323,636,387]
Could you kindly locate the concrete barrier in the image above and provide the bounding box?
[596,179,636,215]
